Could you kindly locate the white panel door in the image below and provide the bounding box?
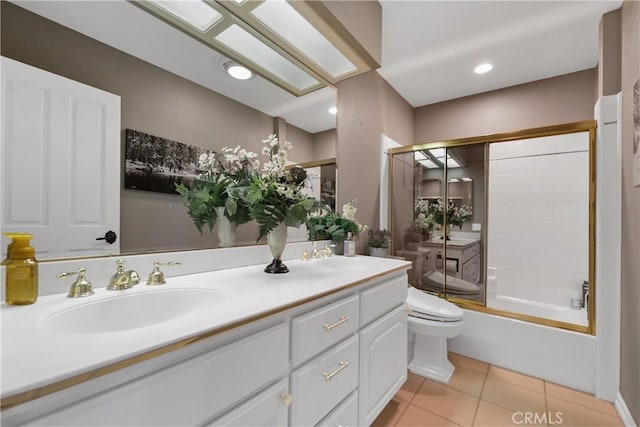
[1,56,120,259]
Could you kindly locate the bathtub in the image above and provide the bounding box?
[486,294,588,326]
[449,306,597,394]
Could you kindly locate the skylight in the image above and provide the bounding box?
[150,1,222,32]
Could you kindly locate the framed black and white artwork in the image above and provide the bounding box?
[124,129,204,194]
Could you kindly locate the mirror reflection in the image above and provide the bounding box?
[389,126,592,329]
[394,145,485,304]
[0,1,337,259]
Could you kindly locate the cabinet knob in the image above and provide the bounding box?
[279,392,292,406]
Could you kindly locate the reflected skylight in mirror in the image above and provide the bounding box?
[150,0,222,32]
[447,158,461,168]
[215,24,320,90]
[251,0,356,78]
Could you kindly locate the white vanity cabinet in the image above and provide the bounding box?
[207,380,289,426]
[16,323,290,427]
[289,273,408,426]
[2,268,409,427]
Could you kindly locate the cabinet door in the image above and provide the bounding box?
[1,56,120,259]
[462,254,480,284]
[359,304,408,426]
[207,380,289,427]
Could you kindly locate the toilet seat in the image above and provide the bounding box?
[421,270,480,295]
[407,286,463,322]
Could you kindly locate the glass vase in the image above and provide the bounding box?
[265,222,289,273]
[215,206,236,247]
[442,223,453,240]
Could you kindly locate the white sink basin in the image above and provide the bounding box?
[40,288,225,334]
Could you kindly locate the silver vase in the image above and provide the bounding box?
[215,206,236,247]
[265,222,288,273]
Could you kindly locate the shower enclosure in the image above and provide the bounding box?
[388,120,595,334]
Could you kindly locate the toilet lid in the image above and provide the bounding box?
[407,287,464,321]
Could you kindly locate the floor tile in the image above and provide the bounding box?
[473,399,546,427]
[372,396,409,427]
[547,396,623,427]
[412,378,479,426]
[395,371,426,402]
[449,352,489,375]
[488,365,545,393]
[395,404,460,426]
[449,366,487,397]
[481,377,546,414]
[545,382,619,417]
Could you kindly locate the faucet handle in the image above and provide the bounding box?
[57,267,94,298]
[146,261,182,286]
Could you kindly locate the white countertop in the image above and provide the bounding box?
[1,256,410,402]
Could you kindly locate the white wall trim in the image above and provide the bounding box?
[380,134,401,229]
[616,391,638,427]
[594,93,623,401]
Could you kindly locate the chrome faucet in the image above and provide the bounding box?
[107,259,139,291]
[582,280,589,308]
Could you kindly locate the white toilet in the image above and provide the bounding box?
[406,286,464,384]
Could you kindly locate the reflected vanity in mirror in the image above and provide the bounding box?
[389,121,595,333]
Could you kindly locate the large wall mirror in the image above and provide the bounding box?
[389,121,595,334]
[1,1,337,260]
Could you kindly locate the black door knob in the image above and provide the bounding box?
[96,230,117,244]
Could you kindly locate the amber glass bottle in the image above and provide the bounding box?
[3,233,38,305]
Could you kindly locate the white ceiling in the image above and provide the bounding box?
[378,0,622,107]
[13,0,622,134]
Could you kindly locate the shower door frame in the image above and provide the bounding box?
[388,120,597,335]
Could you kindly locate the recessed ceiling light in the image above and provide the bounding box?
[223,61,253,80]
[474,63,493,74]
[328,106,337,115]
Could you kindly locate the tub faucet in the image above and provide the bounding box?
[582,280,589,309]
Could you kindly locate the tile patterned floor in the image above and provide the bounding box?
[373,353,624,427]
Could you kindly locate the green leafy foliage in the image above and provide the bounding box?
[306,206,360,244]
[367,229,391,248]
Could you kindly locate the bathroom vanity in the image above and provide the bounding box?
[419,239,480,284]
[1,256,410,426]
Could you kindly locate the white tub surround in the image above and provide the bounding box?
[449,309,597,393]
[1,255,410,426]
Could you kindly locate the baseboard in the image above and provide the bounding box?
[616,391,638,427]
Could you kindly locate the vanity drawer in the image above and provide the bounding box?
[29,323,289,427]
[360,275,407,327]
[290,335,359,427]
[317,390,358,427]
[291,295,359,366]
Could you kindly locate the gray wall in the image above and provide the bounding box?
[336,70,414,253]
[1,2,315,253]
[620,0,640,423]
[312,129,337,160]
[414,69,597,143]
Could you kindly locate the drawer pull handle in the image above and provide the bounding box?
[324,316,350,331]
[323,361,350,381]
